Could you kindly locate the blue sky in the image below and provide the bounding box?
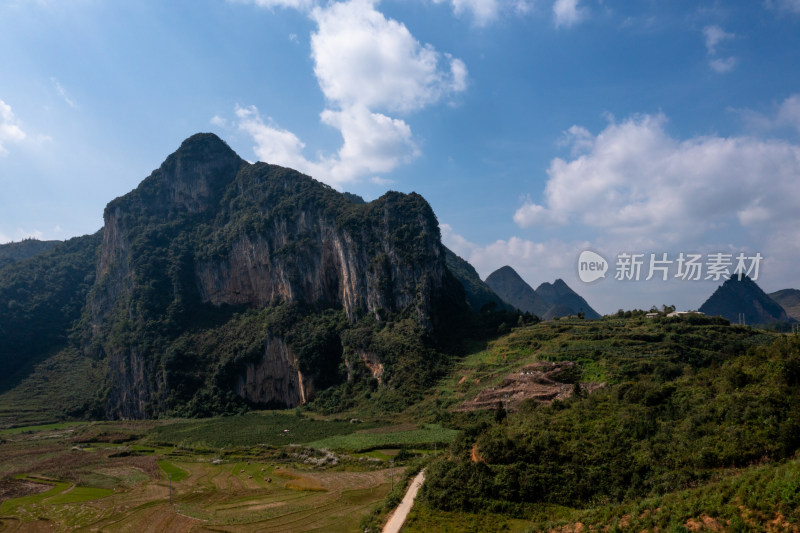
[2,0,800,313]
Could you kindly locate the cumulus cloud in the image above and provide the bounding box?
[513,112,800,251]
[310,0,466,113]
[235,105,313,171]
[553,0,585,28]
[442,222,585,281]
[233,0,466,186]
[0,99,26,156]
[236,103,419,185]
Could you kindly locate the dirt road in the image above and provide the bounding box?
[382,469,425,533]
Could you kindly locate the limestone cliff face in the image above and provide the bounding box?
[88,133,452,418]
[234,336,314,407]
[194,197,445,325]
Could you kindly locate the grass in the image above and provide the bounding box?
[0,479,69,514]
[310,424,458,451]
[0,425,394,532]
[0,420,89,436]
[0,348,106,429]
[157,459,189,482]
[44,485,114,504]
[148,411,382,448]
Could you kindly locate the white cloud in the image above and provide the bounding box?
[765,0,800,14]
[232,0,466,186]
[553,0,585,28]
[320,104,419,180]
[442,222,585,280]
[235,103,419,185]
[235,105,312,170]
[734,93,800,135]
[702,25,736,73]
[0,99,26,156]
[310,0,466,113]
[703,25,733,54]
[0,228,44,244]
[232,0,315,9]
[210,115,229,128]
[514,112,800,248]
[431,0,532,26]
[777,94,800,131]
[432,0,498,26]
[51,78,77,109]
[709,57,737,73]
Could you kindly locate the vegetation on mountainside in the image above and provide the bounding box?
[0,232,102,392]
[87,144,472,417]
[0,238,61,270]
[2,308,800,530]
[420,317,800,527]
[444,247,512,313]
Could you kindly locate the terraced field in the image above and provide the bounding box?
[0,419,419,532]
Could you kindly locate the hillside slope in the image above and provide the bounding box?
[769,288,800,321]
[444,248,511,313]
[0,233,102,392]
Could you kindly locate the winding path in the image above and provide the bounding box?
[382,469,425,533]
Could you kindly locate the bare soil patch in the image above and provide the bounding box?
[457,361,603,412]
[0,478,52,503]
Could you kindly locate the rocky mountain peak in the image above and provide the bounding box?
[104,133,243,222]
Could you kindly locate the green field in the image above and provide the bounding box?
[147,411,383,449]
[311,424,458,451]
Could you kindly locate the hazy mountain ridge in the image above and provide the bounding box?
[0,239,61,270]
[535,278,601,319]
[769,288,800,322]
[0,233,102,390]
[484,266,552,317]
[485,265,599,319]
[444,248,512,313]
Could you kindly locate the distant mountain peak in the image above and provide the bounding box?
[485,266,551,317]
[553,278,570,290]
[536,278,600,319]
[175,132,238,157]
[484,266,599,319]
[700,275,789,324]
